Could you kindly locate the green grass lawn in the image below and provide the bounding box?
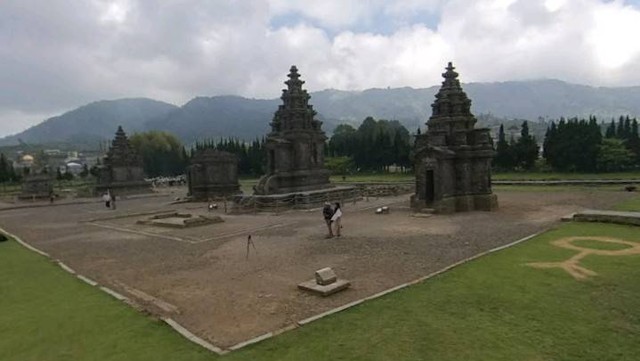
[0,239,214,361]
[492,171,640,180]
[613,195,640,212]
[2,222,640,360]
[328,171,640,184]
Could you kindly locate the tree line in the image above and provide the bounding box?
[0,153,18,182]
[192,137,266,177]
[496,116,640,172]
[326,116,412,174]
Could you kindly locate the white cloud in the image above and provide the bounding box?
[1,0,640,136]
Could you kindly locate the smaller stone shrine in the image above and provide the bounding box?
[187,149,240,200]
[95,126,151,195]
[254,65,332,195]
[298,267,351,297]
[411,62,498,213]
[19,173,53,200]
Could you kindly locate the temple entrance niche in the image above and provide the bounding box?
[411,62,498,213]
[425,169,435,203]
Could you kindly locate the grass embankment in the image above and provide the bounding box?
[3,221,640,360]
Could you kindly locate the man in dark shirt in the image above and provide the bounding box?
[322,202,334,238]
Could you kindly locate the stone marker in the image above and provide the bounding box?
[298,267,350,297]
[315,267,337,285]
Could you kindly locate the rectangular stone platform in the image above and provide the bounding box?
[298,279,351,297]
[568,209,640,226]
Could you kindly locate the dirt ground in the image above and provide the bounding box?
[0,187,633,348]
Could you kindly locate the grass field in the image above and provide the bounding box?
[2,221,640,360]
[614,193,640,212]
[0,238,213,361]
[327,171,640,184]
[492,171,640,180]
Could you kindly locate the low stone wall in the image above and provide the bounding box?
[569,210,640,226]
[233,186,360,212]
[345,182,415,197]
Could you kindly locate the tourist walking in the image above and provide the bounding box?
[331,202,343,237]
[322,202,334,238]
[110,191,117,210]
[102,191,111,208]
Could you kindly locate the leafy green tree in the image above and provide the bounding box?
[79,164,89,178]
[130,131,188,177]
[325,156,355,175]
[597,138,635,172]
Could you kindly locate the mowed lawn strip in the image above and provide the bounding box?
[228,222,640,361]
[613,195,640,211]
[0,239,215,361]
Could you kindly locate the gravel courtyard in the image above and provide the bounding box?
[0,188,632,348]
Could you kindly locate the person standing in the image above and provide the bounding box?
[322,202,334,238]
[110,191,117,210]
[103,191,111,208]
[331,202,343,237]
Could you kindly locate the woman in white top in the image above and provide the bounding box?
[331,202,343,237]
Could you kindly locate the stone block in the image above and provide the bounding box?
[315,267,337,285]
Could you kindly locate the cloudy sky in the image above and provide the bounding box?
[2,0,640,136]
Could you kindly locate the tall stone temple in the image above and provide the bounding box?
[411,62,497,213]
[95,126,151,195]
[254,65,331,195]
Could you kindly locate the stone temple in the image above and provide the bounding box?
[254,66,332,195]
[95,126,151,195]
[187,148,240,200]
[411,62,498,213]
[19,173,53,200]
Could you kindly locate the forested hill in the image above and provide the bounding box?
[3,79,640,147]
[0,98,178,147]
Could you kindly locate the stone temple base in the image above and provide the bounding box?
[413,193,498,214]
[95,181,153,196]
[190,184,241,201]
[234,186,359,211]
[137,212,223,228]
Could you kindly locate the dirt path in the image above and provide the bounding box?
[528,236,640,280]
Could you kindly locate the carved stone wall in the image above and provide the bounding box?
[187,149,240,200]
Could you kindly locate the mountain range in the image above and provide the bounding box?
[3,79,640,148]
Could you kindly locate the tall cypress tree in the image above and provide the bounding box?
[495,124,512,170]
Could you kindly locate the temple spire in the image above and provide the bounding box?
[428,61,474,129]
[270,65,319,132]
